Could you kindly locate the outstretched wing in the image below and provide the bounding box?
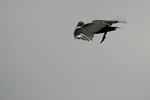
[92,18,127,26]
[81,23,107,33]
[92,20,115,26]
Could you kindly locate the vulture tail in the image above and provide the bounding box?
[110,17,127,24]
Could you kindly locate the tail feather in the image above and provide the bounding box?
[110,17,127,24]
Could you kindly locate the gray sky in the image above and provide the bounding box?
[1,0,150,100]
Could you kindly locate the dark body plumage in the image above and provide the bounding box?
[74,18,126,43]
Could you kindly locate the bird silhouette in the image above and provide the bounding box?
[74,17,126,43]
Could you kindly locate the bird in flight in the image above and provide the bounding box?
[73,17,126,43]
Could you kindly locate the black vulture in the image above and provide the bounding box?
[73,18,126,43]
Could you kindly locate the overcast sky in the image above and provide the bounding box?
[1,0,150,100]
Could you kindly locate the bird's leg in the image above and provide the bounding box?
[100,32,108,43]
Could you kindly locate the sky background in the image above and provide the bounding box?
[1,0,150,100]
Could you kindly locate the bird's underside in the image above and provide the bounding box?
[74,33,93,41]
[74,32,107,43]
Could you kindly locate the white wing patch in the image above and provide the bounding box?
[75,33,93,41]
